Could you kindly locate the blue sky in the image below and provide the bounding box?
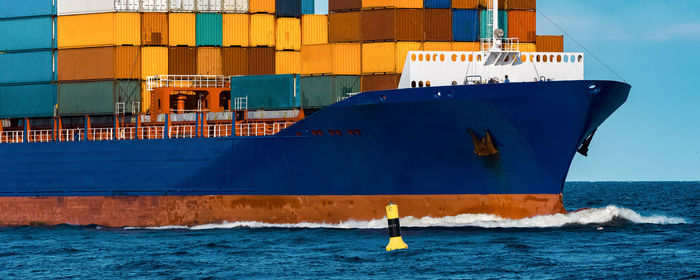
[315,1,700,181]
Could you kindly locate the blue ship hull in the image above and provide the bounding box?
[0,80,630,226]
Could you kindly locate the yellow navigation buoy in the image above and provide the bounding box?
[385,203,408,251]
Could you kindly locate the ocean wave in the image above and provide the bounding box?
[125,205,686,230]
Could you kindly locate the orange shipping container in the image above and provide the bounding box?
[275,51,301,74]
[58,46,141,81]
[362,0,422,8]
[223,14,250,47]
[424,9,452,42]
[519,43,536,52]
[169,13,195,46]
[332,43,361,75]
[423,42,450,51]
[169,46,197,75]
[536,35,563,52]
[508,10,536,43]
[451,42,480,51]
[362,8,423,42]
[142,13,169,46]
[197,47,223,75]
[57,13,141,49]
[302,15,328,45]
[248,47,276,75]
[301,44,332,75]
[329,12,362,43]
[452,0,479,9]
[249,0,275,13]
[507,0,536,10]
[223,47,249,76]
[250,13,275,47]
[362,42,421,74]
[361,74,400,91]
[141,46,168,79]
[276,18,301,51]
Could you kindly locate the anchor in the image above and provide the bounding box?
[469,129,499,157]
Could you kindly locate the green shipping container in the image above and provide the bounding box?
[58,81,140,116]
[301,76,360,108]
[196,13,223,46]
[0,83,56,118]
[230,74,301,110]
[480,10,507,39]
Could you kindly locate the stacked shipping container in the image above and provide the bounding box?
[0,0,57,118]
[1,0,565,118]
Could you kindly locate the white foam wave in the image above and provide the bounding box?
[125,205,686,230]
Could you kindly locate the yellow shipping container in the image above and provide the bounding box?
[250,14,275,47]
[362,42,421,74]
[169,13,196,46]
[249,0,275,13]
[451,42,480,51]
[301,15,328,46]
[423,42,450,52]
[141,81,151,114]
[332,43,361,75]
[223,14,249,47]
[276,18,301,51]
[197,47,223,75]
[520,43,536,52]
[301,44,332,75]
[57,13,140,49]
[141,46,168,80]
[276,51,301,74]
[362,0,422,8]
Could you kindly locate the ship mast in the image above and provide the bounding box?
[491,0,501,51]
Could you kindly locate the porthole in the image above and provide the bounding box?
[411,81,416,88]
[557,55,562,62]
[564,55,569,62]
[451,54,457,62]
[477,54,482,61]
[530,55,534,62]
[468,54,473,62]
[440,54,445,62]
[578,55,583,63]
[433,54,438,61]
[426,81,431,87]
[543,55,548,62]
[418,81,424,87]
[434,91,441,98]
[570,55,575,63]
[550,55,554,62]
[426,54,431,61]
[419,53,424,61]
[536,55,541,62]
[411,54,417,61]
[521,55,527,62]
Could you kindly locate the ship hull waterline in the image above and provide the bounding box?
[0,80,630,227]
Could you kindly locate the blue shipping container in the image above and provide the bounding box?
[302,0,315,15]
[276,0,302,17]
[0,51,55,85]
[230,74,301,110]
[0,0,55,19]
[480,10,507,40]
[0,83,56,118]
[424,0,451,9]
[196,13,222,46]
[452,9,480,42]
[0,16,55,52]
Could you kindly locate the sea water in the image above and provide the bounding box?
[0,182,697,279]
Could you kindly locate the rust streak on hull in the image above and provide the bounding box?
[0,194,566,227]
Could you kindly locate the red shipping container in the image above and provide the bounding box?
[361,74,400,91]
[329,12,362,43]
[329,0,362,12]
[424,9,452,42]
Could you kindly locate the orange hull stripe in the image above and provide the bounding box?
[0,194,565,227]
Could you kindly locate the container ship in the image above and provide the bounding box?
[0,0,630,227]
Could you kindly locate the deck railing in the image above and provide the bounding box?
[0,121,295,144]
